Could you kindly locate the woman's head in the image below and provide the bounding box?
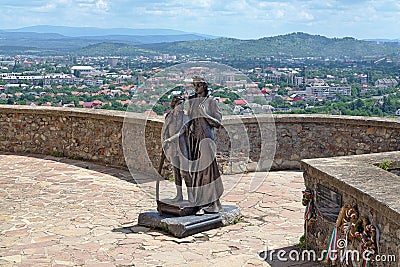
[192,76,208,95]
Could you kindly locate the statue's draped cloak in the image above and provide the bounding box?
[188,95,224,206]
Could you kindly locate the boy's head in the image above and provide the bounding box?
[171,95,184,109]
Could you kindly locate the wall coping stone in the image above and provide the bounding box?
[1,105,399,127]
[0,104,165,125]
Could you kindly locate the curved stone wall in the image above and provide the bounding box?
[0,105,399,174]
[0,105,129,166]
[270,114,400,169]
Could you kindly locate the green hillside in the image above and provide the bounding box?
[142,32,400,59]
[1,31,399,59]
[73,42,159,57]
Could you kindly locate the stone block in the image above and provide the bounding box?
[138,205,241,238]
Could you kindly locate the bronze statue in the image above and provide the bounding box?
[162,96,194,203]
[159,77,224,216]
[187,76,224,215]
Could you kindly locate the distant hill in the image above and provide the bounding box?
[7,25,191,37]
[0,32,97,52]
[73,42,159,57]
[5,25,216,39]
[77,34,211,44]
[0,30,399,60]
[0,31,211,49]
[0,25,216,55]
[365,39,400,43]
[0,31,66,39]
[142,32,400,59]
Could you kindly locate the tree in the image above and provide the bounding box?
[292,100,307,109]
[102,104,113,110]
[354,99,364,109]
[253,96,266,105]
[351,86,360,97]
[270,98,291,108]
[152,104,169,115]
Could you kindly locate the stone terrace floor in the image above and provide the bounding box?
[0,153,321,267]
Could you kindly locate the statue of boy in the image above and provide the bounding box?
[162,95,194,203]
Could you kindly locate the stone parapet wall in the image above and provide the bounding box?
[0,105,128,167]
[271,114,400,169]
[301,152,400,266]
[1,105,399,174]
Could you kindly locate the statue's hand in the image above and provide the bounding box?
[199,103,207,115]
[163,133,179,145]
[199,103,205,109]
[163,138,172,145]
[198,103,220,127]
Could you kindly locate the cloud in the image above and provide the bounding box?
[298,11,314,21]
[96,0,109,10]
[0,0,399,39]
[32,3,57,12]
[1,0,48,8]
[74,0,109,13]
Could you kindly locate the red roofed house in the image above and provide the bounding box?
[144,110,157,116]
[292,95,304,102]
[234,99,248,106]
[83,102,99,108]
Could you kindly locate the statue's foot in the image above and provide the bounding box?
[195,208,205,216]
[203,205,219,213]
[187,191,195,203]
[171,194,183,202]
[203,200,222,214]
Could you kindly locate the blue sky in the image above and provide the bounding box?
[1,0,400,40]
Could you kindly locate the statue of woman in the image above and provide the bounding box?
[187,76,224,215]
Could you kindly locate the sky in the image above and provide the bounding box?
[1,0,400,40]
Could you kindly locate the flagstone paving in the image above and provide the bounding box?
[0,153,321,266]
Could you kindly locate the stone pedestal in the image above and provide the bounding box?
[138,205,241,238]
[157,199,198,217]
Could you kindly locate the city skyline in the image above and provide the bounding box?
[1,0,400,40]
